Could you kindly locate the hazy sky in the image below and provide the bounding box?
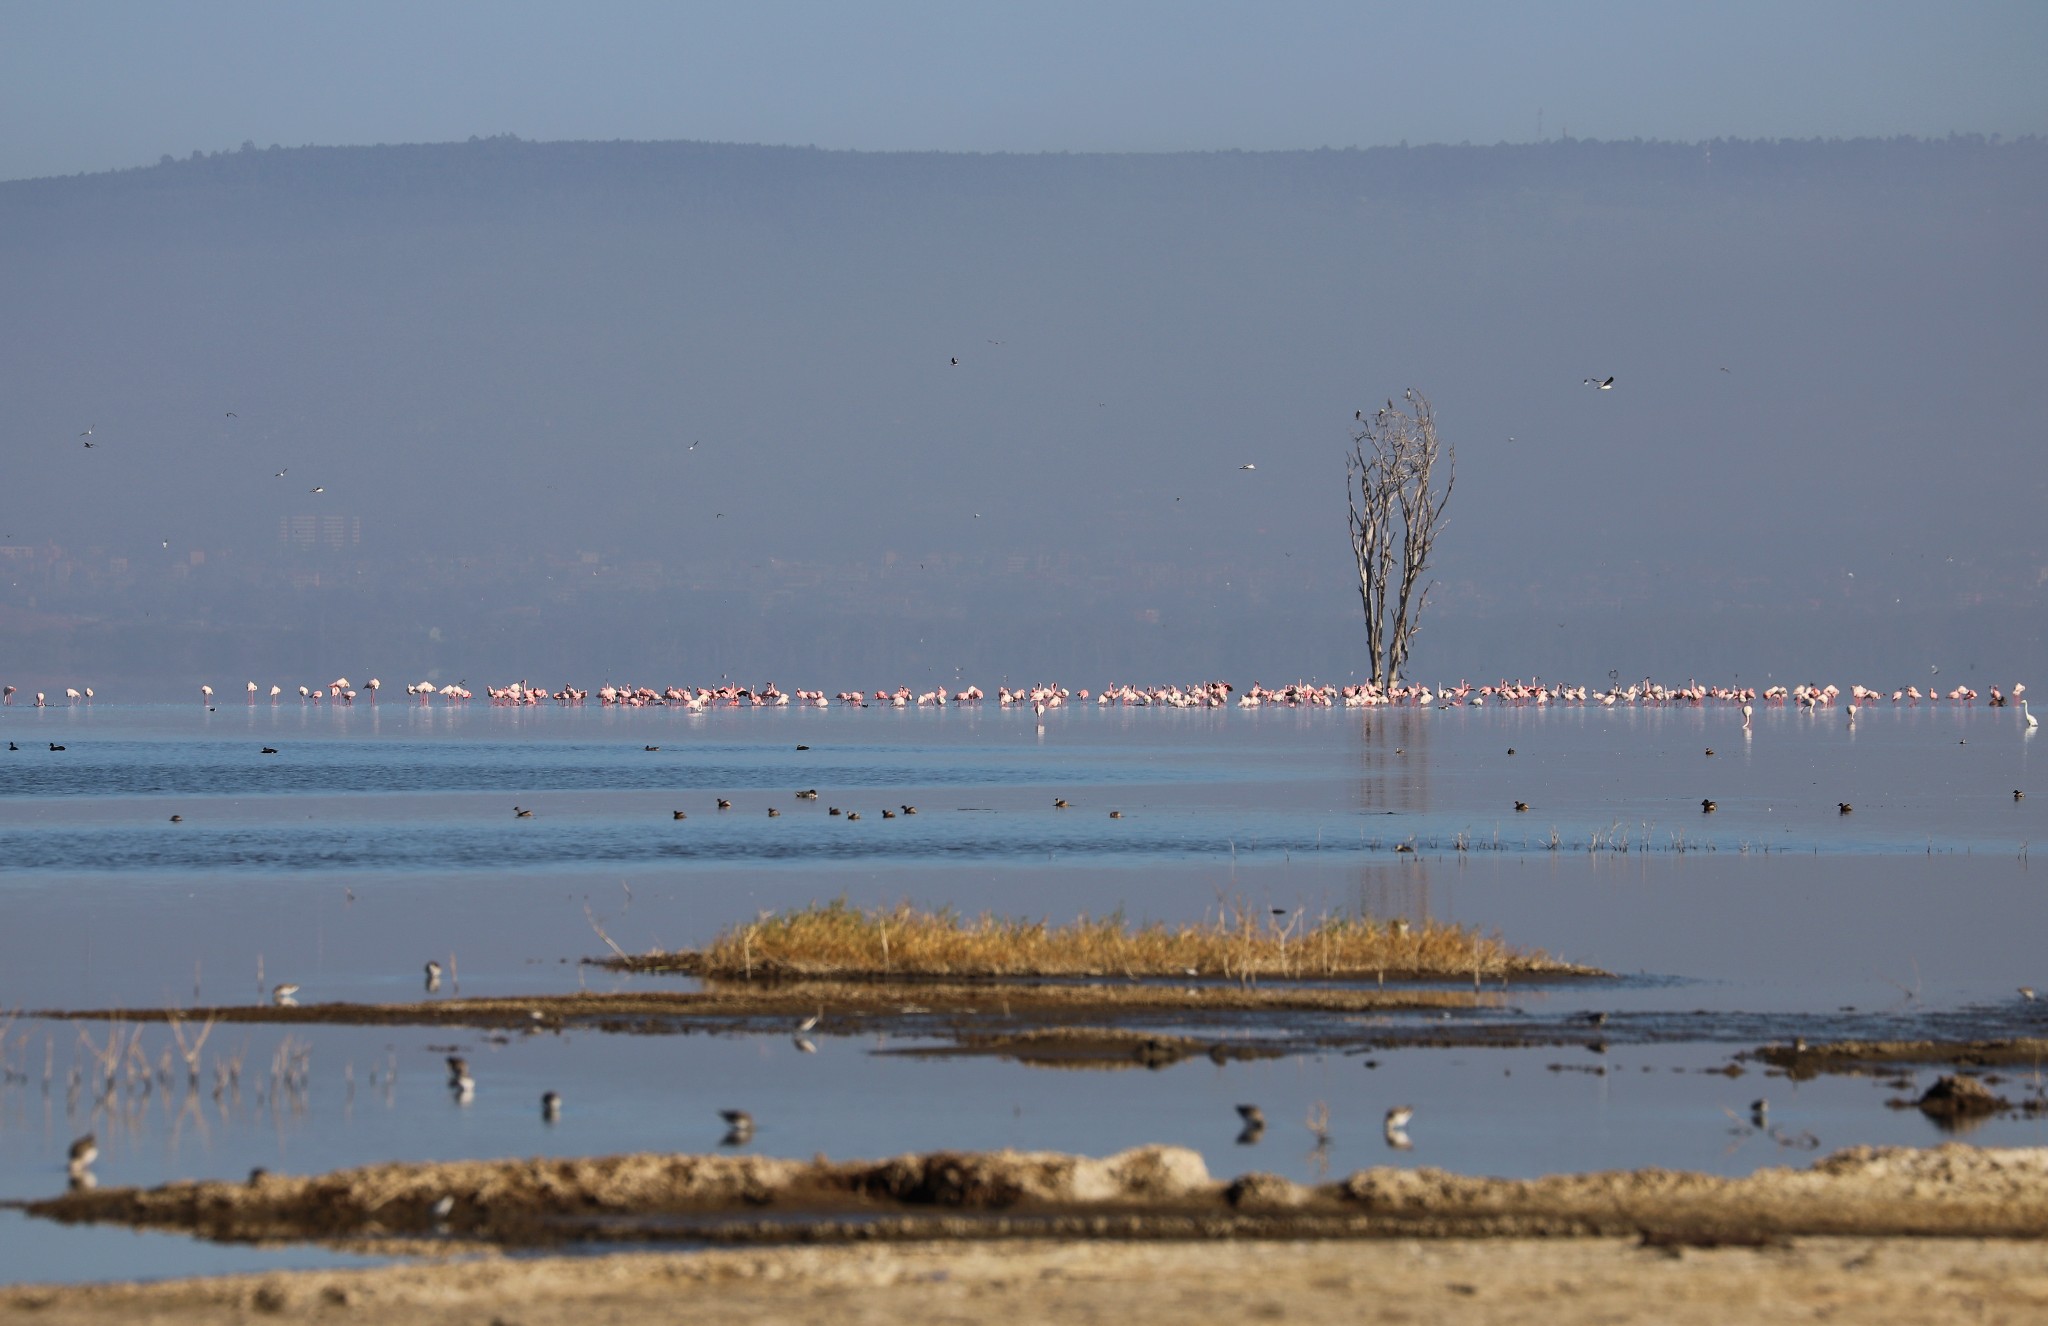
[4,0,2046,181]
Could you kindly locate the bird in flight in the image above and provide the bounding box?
[949,357,959,366]
[308,486,325,493]
[1583,376,1615,389]
[275,470,287,478]
[225,411,238,417]
[1239,463,1256,471]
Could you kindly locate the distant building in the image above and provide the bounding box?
[279,515,361,550]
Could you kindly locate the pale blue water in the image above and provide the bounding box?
[1,701,2044,1284]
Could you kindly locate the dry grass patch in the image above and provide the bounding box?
[620,898,1583,982]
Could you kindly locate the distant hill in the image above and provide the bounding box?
[2,136,2042,691]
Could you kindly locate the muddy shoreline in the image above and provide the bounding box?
[13,1145,2048,1326]
[24,1143,2048,1250]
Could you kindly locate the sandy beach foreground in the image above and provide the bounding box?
[9,1236,2048,1325]
[12,1143,2048,1323]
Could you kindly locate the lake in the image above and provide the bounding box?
[2,695,2044,1283]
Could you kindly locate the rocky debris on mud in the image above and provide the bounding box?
[1902,1074,2013,1121]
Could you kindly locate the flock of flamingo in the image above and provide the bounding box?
[0,676,2032,725]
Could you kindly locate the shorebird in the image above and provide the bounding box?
[2020,987,2037,1002]
[719,1109,754,1145]
[271,983,300,1007]
[68,1134,98,1172]
[1383,1105,1415,1149]
[1750,1099,1769,1127]
[425,960,442,991]
[449,1057,474,1101]
[542,1090,562,1122]
[1236,1104,1265,1127]
[796,1013,820,1034]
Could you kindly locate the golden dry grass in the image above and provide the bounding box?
[641,898,1577,981]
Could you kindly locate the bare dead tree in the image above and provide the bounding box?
[1348,390,1454,689]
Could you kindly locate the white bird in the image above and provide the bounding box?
[308,486,325,494]
[1239,463,1256,471]
[2023,699,2038,730]
[271,983,300,1007]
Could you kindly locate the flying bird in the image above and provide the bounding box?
[308,486,324,493]
[1239,463,1256,471]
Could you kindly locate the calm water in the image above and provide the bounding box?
[2,700,2044,1284]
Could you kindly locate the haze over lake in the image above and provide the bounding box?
[3,135,2043,696]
